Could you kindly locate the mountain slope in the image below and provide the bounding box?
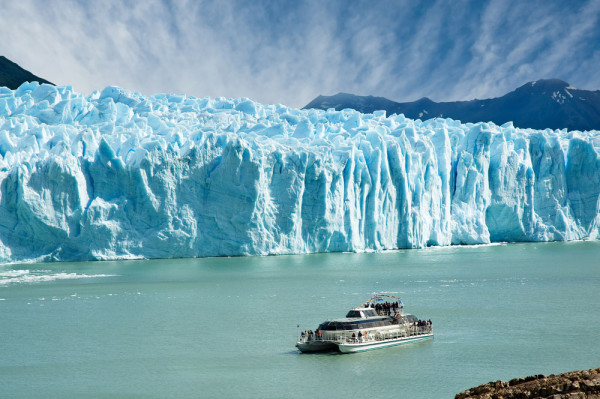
[0,56,53,89]
[304,79,600,131]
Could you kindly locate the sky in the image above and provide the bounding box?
[2,0,600,108]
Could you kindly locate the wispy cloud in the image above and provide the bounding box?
[448,0,600,101]
[1,0,599,108]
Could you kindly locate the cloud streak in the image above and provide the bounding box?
[1,0,599,108]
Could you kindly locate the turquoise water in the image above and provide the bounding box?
[1,241,599,398]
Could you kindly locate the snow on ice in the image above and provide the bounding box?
[0,82,598,262]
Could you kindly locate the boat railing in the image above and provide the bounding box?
[409,325,433,336]
[342,326,433,343]
[297,333,328,343]
[298,324,433,344]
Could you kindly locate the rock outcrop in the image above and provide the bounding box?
[456,367,600,398]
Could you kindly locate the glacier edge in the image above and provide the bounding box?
[0,82,599,263]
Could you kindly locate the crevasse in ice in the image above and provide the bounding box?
[0,82,598,262]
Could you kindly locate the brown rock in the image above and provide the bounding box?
[455,367,600,399]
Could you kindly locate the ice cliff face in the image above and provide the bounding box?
[0,82,599,262]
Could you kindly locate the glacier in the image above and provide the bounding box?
[0,82,599,263]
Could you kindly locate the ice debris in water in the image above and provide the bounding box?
[0,82,599,262]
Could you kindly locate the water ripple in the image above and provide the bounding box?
[0,269,117,286]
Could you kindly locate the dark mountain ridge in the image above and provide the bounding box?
[304,79,600,131]
[0,56,53,90]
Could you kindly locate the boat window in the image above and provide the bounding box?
[363,309,378,317]
[346,310,362,318]
[318,322,330,330]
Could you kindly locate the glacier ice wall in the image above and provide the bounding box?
[0,82,599,262]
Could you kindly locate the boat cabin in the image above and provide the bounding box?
[345,308,378,318]
[317,307,398,331]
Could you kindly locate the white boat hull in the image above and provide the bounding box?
[296,332,433,354]
[337,332,433,353]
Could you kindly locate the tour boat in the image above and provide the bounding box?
[296,294,433,354]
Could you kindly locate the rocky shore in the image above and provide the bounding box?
[456,367,600,398]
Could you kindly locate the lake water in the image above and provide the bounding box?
[1,241,599,398]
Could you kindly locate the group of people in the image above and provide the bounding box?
[351,331,368,342]
[370,301,402,316]
[300,329,322,341]
[413,319,433,333]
